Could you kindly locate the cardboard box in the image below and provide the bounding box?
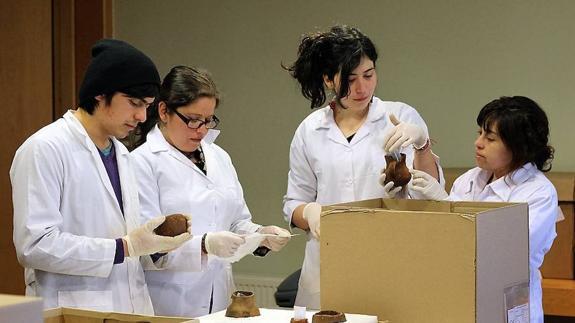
[540,172,575,279]
[0,294,43,323]
[444,168,575,280]
[43,307,197,323]
[320,198,529,323]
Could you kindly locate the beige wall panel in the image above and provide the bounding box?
[115,0,575,280]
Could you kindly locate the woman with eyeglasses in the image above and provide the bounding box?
[131,65,291,317]
[283,25,442,309]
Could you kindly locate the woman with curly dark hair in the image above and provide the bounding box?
[410,96,558,323]
[282,25,442,308]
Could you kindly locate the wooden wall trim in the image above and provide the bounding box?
[53,0,114,118]
[0,0,53,295]
[53,0,76,119]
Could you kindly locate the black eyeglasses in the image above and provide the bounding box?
[173,109,220,129]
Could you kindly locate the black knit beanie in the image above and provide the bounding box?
[78,39,160,106]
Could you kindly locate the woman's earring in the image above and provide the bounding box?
[329,100,336,109]
[329,90,337,109]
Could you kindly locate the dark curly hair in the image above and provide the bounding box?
[284,25,378,109]
[477,96,554,172]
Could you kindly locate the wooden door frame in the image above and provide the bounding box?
[53,0,114,119]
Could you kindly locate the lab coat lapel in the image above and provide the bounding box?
[349,100,382,145]
[149,125,216,180]
[470,169,491,200]
[114,138,138,230]
[147,125,200,173]
[489,164,534,202]
[63,111,125,219]
[318,109,349,147]
[349,125,369,145]
[201,129,220,180]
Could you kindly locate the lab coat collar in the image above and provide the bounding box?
[146,125,217,179]
[147,125,220,152]
[315,107,334,130]
[368,97,387,123]
[146,125,170,153]
[470,163,536,201]
[63,110,128,218]
[315,98,384,130]
[63,110,129,156]
[315,98,382,146]
[64,110,99,151]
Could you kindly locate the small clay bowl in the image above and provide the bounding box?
[312,310,347,323]
[290,318,309,323]
[225,291,260,318]
[154,214,188,237]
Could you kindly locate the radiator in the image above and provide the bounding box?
[234,274,283,309]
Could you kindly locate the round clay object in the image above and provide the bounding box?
[225,291,260,318]
[383,153,412,188]
[312,310,347,323]
[154,214,188,237]
[291,319,309,323]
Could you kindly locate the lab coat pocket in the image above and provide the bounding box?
[58,290,113,311]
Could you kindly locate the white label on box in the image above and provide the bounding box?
[507,303,529,323]
[504,281,529,323]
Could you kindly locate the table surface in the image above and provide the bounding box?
[196,308,380,323]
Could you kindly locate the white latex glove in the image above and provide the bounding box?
[382,114,428,152]
[205,231,246,258]
[124,216,191,257]
[258,225,291,251]
[377,173,403,198]
[408,169,449,200]
[302,202,322,240]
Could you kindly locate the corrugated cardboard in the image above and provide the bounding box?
[43,307,197,323]
[444,168,575,280]
[0,294,43,323]
[320,198,529,323]
[540,172,575,279]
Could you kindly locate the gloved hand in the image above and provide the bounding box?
[408,169,449,200]
[205,231,246,258]
[124,216,191,257]
[382,114,428,152]
[258,225,291,251]
[377,173,404,198]
[302,202,322,240]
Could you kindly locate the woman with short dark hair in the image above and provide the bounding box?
[410,96,558,323]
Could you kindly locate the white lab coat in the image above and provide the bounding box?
[283,97,435,309]
[449,163,557,323]
[132,125,261,318]
[10,111,154,314]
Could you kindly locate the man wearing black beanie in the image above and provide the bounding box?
[10,39,194,314]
